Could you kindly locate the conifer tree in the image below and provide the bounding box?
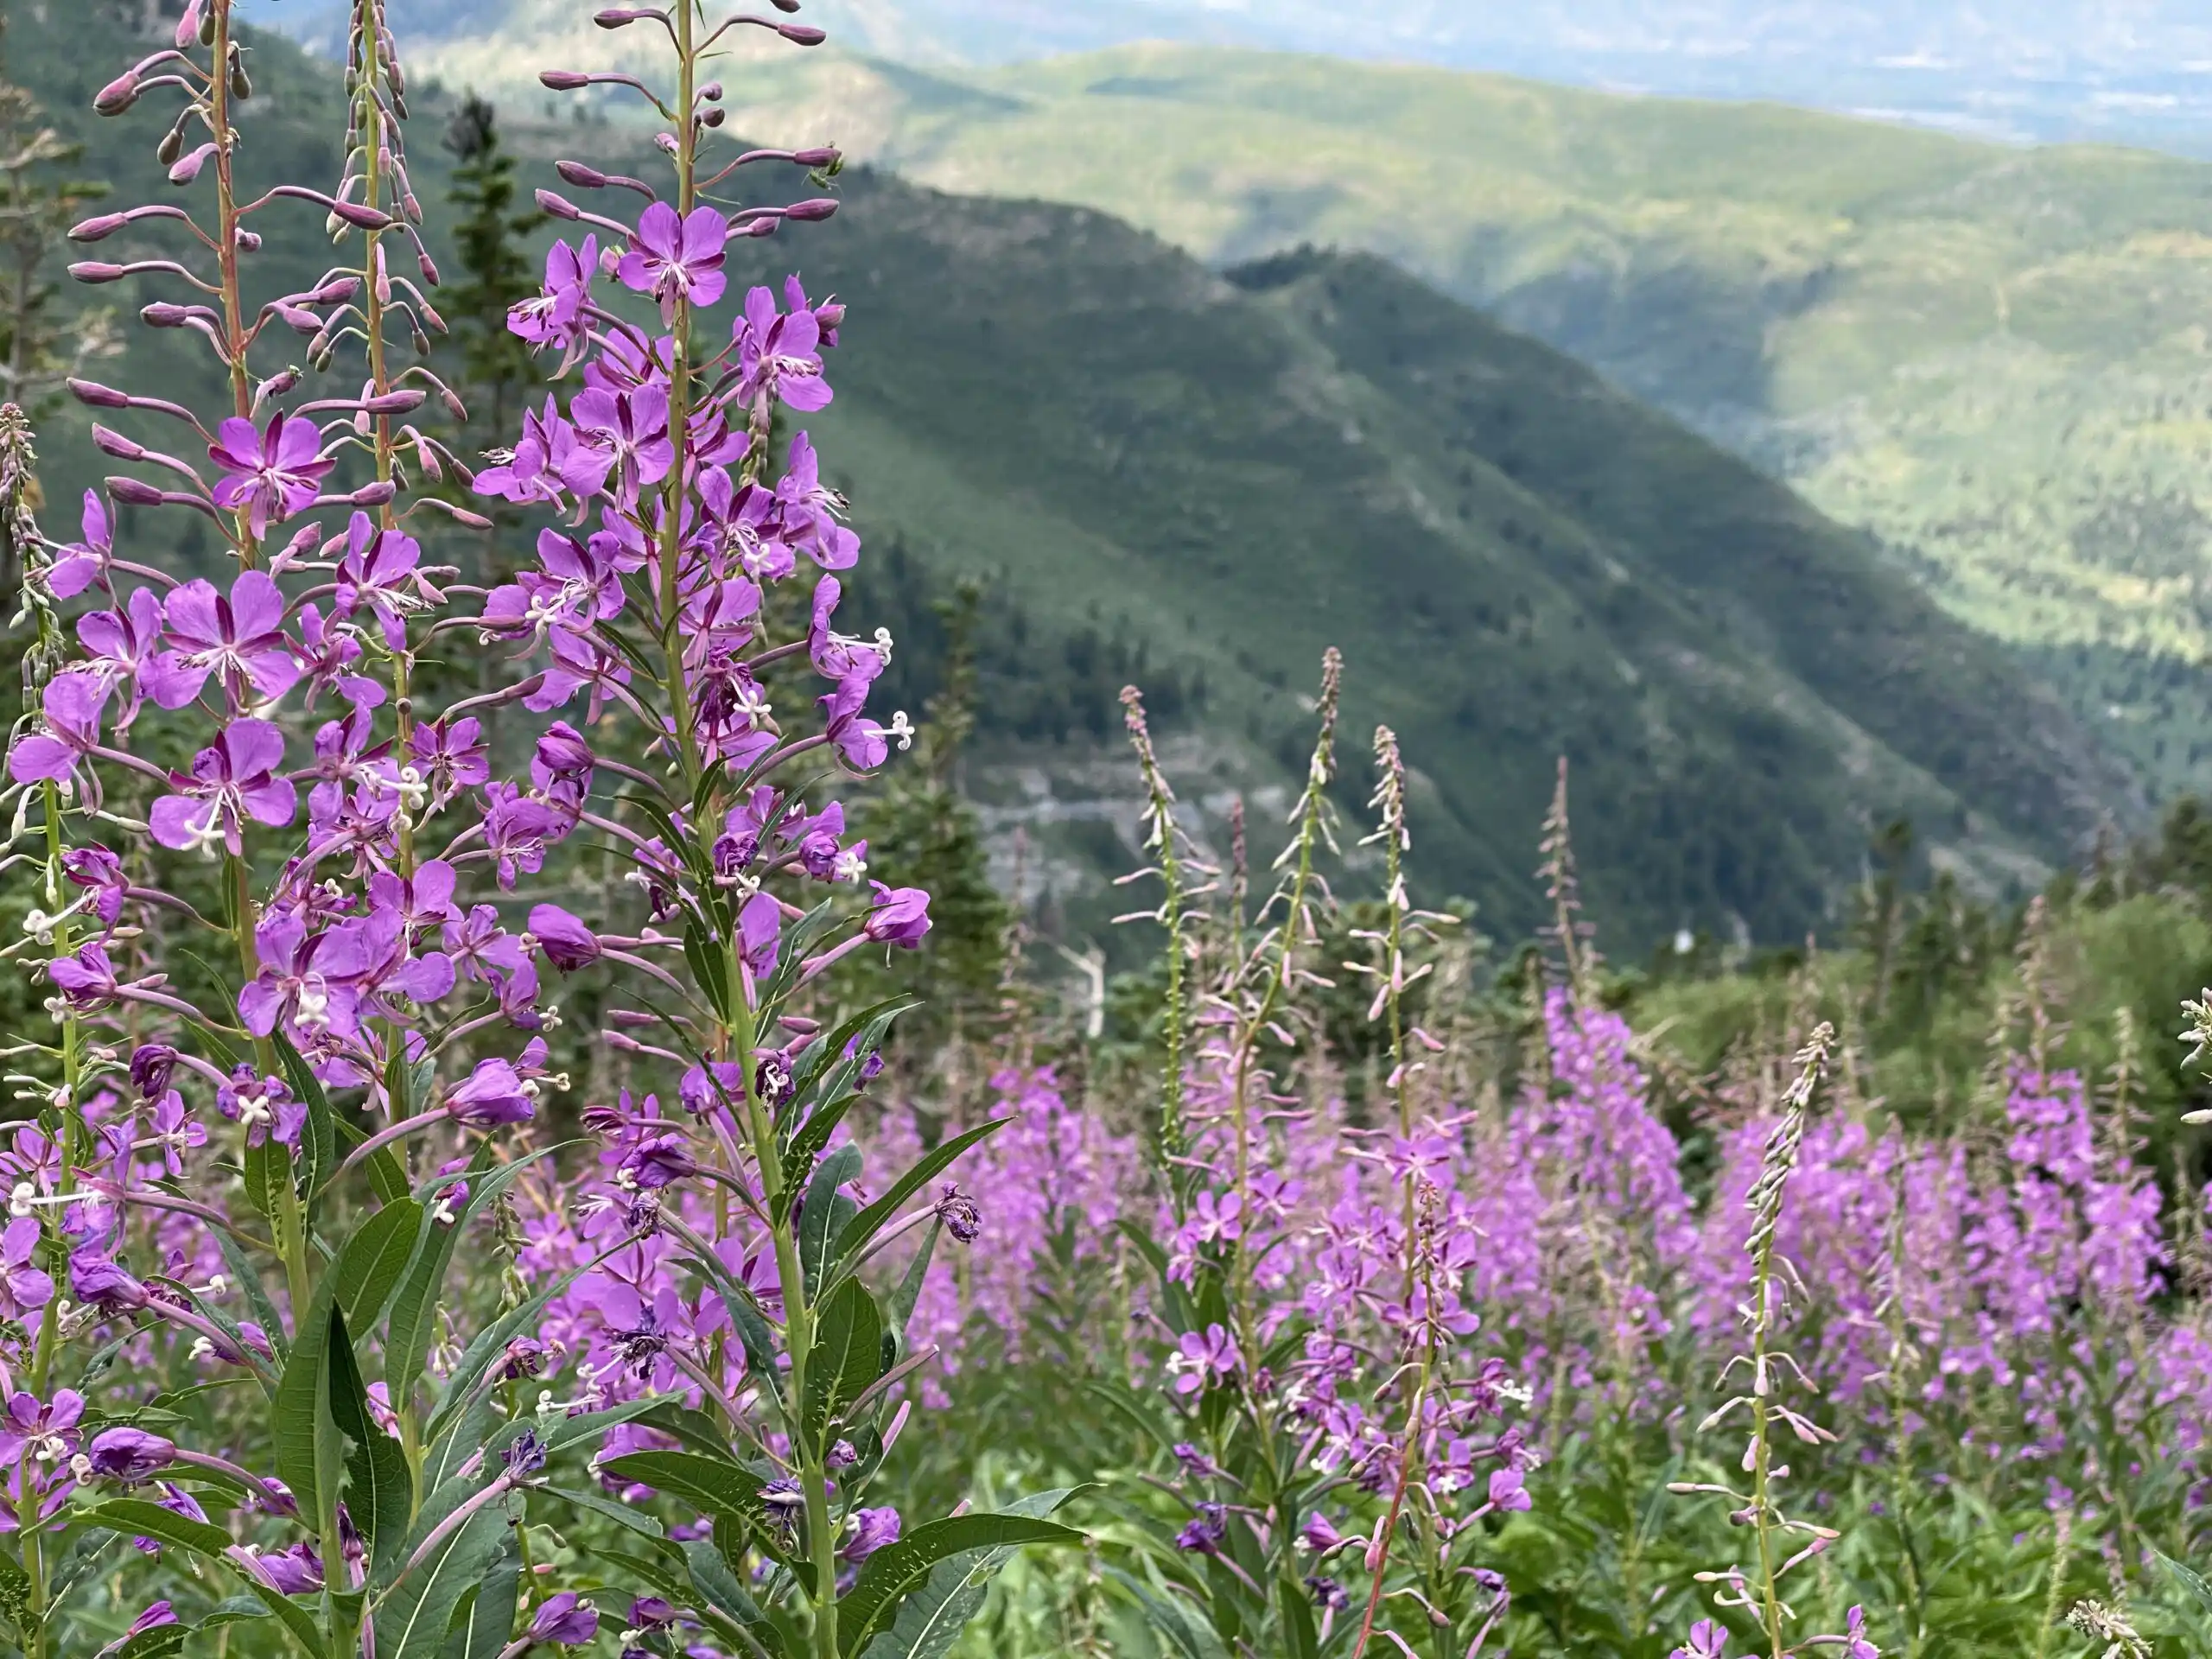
[442,92,540,442]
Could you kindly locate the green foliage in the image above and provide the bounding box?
[440,92,542,442]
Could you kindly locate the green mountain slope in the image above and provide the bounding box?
[410,35,2212,798]
[5,9,2137,946]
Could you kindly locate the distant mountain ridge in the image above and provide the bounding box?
[8,2,2140,948]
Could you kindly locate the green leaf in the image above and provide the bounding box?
[830,1120,1009,1268]
[273,1033,339,1201]
[329,1307,413,1577]
[547,1484,665,1540]
[887,1222,940,1347]
[270,1286,345,1535]
[601,1547,772,1655]
[213,1227,289,1365]
[838,1513,1084,1656]
[0,1542,30,1648]
[681,1535,772,1630]
[852,1490,1085,1659]
[423,1262,591,1447]
[798,1144,863,1289]
[684,918,735,1023]
[241,1136,289,1221]
[1277,1574,1319,1659]
[440,1541,519,1659]
[84,1500,323,1651]
[111,1622,189,1659]
[804,1278,884,1451]
[600,1452,808,1586]
[1104,1568,1231,1659]
[374,1478,515,1658]
[2161,1549,2212,1622]
[387,1146,564,1406]
[336,1198,426,1332]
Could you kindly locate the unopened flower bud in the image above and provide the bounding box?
[138,303,191,329]
[68,263,126,284]
[792,146,840,168]
[700,107,725,128]
[363,390,425,414]
[156,127,184,166]
[235,229,261,251]
[105,477,163,505]
[168,143,217,186]
[327,199,392,230]
[92,426,146,460]
[535,189,581,221]
[699,81,722,101]
[68,379,129,409]
[68,213,127,242]
[556,160,607,188]
[539,70,589,90]
[779,22,826,43]
[349,480,397,506]
[93,72,140,116]
[784,197,838,222]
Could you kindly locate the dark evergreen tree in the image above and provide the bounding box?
[442,93,541,444]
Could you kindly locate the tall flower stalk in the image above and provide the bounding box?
[0,0,1077,1654]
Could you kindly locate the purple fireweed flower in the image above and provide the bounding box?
[776,432,858,569]
[8,672,109,786]
[572,383,672,495]
[44,490,110,600]
[1670,1621,1732,1659]
[333,513,429,651]
[617,203,728,322]
[75,588,164,729]
[530,1592,599,1645]
[0,1389,85,1465]
[242,1541,323,1596]
[207,411,334,539]
[99,1602,177,1656]
[1298,1511,1344,1554]
[216,1066,305,1149]
[149,720,295,856]
[509,237,597,353]
[528,905,602,973]
[83,1427,175,1484]
[734,283,832,411]
[143,570,300,709]
[839,1506,900,1563]
[0,1219,53,1316]
[1487,1468,1532,1513]
[60,847,127,927]
[1174,1503,1227,1554]
[448,1058,537,1128]
[1305,1576,1350,1611]
[1171,1325,1240,1397]
[863,883,931,947]
[475,397,613,504]
[1842,1607,1879,1659]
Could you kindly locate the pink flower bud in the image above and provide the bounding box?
[535,190,581,221]
[417,251,440,286]
[91,427,145,461]
[139,302,193,327]
[94,71,139,115]
[556,160,607,188]
[68,262,126,284]
[105,476,163,505]
[312,276,360,304]
[327,200,393,230]
[363,390,425,414]
[350,481,397,505]
[168,143,217,186]
[784,198,838,222]
[779,22,826,43]
[236,229,262,251]
[539,70,589,90]
[793,146,840,168]
[68,379,130,409]
[68,213,127,242]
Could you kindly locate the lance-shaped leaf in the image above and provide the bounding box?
[837,1512,1084,1656]
[830,1120,1008,1270]
[802,1277,883,1451]
[82,1500,323,1651]
[374,1475,517,1658]
[853,1489,1085,1659]
[329,1306,413,1576]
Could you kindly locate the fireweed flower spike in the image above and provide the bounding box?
[0,0,1075,1654]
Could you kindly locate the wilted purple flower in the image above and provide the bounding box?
[528,904,602,973]
[207,412,333,538]
[934,1184,981,1243]
[530,1592,599,1645]
[616,203,728,322]
[1305,1576,1350,1612]
[620,1133,696,1191]
[504,1427,549,1476]
[68,1251,149,1316]
[863,883,931,947]
[839,1506,900,1563]
[245,1541,323,1596]
[1174,1503,1226,1554]
[447,1058,537,1128]
[85,1427,175,1484]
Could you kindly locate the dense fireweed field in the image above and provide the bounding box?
[1,1,2210,1657]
